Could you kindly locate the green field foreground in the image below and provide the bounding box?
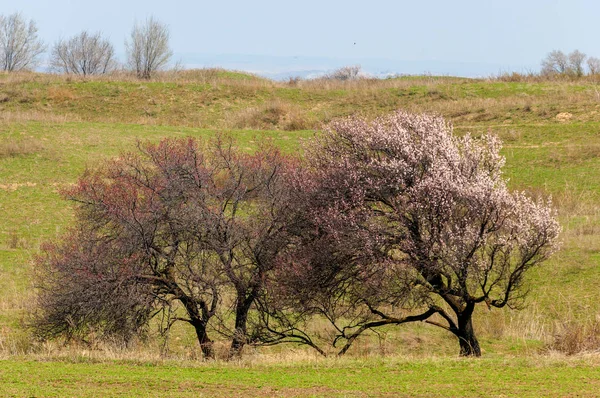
[1,356,599,397]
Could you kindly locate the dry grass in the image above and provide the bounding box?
[547,144,600,165]
[476,304,551,343]
[296,75,473,91]
[548,317,600,355]
[227,99,313,130]
[492,70,600,84]
[0,136,45,158]
[0,110,80,124]
[3,70,600,130]
[4,230,31,249]
[46,86,78,102]
[0,68,274,87]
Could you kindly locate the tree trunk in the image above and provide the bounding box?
[457,313,481,357]
[191,317,214,359]
[229,294,255,359]
[176,290,215,359]
[229,315,247,358]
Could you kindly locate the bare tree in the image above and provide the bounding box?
[327,65,362,81]
[541,50,570,76]
[33,139,223,358]
[126,17,173,79]
[50,31,116,76]
[33,136,294,359]
[0,12,45,72]
[568,50,587,77]
[587,57,600,75]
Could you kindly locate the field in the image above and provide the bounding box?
[1,70,600,396]
[2,356,600,397]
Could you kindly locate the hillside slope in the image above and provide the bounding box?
[1,71,600,358]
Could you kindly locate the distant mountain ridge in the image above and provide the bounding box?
[175,53,537,80]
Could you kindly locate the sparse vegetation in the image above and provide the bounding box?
[0,136,44,158]
[326,65,363,81]
[0,12,45,72]
[540,49,600,77]
[50,31,117,76]
[229,99,310,131]
[549,317,600,355]
[125,16,173,79]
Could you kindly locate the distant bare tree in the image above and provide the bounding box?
[328,65,362,81]
[0,12,45,72]
[50,31,116,76]
[126,17,172,79]
[587,57,600,75]
[541,50,570,76]
[568,50,587,77]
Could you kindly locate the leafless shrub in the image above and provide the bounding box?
[327,65,362,81]
[541,50,570,76]
[587,57,600,75]
[549,318,600,355]
[125,17,173,79]
[286,76,302,86]
[494,71,541,82]
[569,50,587,77]
[0,12,45,71]
[50,31,116,76]
[541,50,588,77]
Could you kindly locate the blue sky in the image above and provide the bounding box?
[1,0,597,77]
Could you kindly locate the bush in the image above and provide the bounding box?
[326,65,362,81]
[549,318,600,355]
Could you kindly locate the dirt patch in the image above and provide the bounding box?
[0,182,37,192]
[555,112,573,122]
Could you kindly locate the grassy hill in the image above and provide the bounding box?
[1,70,600,396]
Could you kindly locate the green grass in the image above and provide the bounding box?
[1,356,599,397]
[0,121,309,255]
[3,75,599,130]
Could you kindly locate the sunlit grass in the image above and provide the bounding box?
[1,355,600,397]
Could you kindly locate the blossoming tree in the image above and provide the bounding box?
[274,111,560,356]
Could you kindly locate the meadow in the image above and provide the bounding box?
[1,70,600,396]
